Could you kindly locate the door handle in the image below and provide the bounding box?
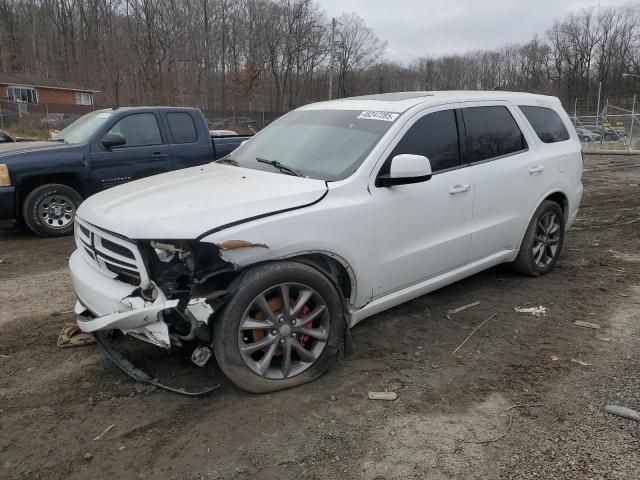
[448,184,471,194]
[150,152,168,158]
[529,165,544,174]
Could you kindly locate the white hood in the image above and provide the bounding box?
[78,163,327,239]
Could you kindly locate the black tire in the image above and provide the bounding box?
[213,261,344,393]
[511,200,565,277]
[22,183,83,237]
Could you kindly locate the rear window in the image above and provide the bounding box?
[519,106,570,144]
[167,112,197,143]
[462,106,527,162]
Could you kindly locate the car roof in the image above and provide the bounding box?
[299,90,562,114]
[93,106,200,114]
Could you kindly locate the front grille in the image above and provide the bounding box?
[74,218,149,287]
[101,237,136,259]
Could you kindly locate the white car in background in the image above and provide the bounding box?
[69,91,583,393]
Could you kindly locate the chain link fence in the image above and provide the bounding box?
[0,100,94,139]
[569,95,640,152]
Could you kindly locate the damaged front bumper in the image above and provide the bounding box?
[70,248,220,396]
[70,249,213,349]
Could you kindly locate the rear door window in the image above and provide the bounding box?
[108,113,162,147]
[383,109,461,174]
[519,106,570,143]
[462,106,527,162]
[167,112,198,144]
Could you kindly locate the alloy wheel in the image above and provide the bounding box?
[238,283,330,380]
[533,211,561,268]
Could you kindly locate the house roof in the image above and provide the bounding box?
[0,72,98,92]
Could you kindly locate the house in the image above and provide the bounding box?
[0,72,97,106]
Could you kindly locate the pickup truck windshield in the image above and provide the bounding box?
[51,111,114,145]
[224,110,396,181]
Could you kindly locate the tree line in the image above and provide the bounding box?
[0,0,639,114]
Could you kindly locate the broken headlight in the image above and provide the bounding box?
[150,241,191,263]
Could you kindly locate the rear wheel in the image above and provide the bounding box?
[213,261,344,393]
[511,200,565,276]
[22,183,82,237]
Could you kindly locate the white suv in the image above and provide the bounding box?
[70,91,583,393]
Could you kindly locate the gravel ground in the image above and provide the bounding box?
[1,153,639,480]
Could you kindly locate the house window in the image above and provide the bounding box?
[7,86,38,104]
[75,92,92,105]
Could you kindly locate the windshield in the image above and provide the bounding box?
[51,110,114,145]
[224,109,397,181]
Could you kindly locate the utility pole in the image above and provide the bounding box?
[630,93,636,150]
[329,17,336,100]
[596,80,602,127]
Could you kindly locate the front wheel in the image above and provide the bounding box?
[22,183,82,237]
[511,200,565,277]
[213,261,344,393]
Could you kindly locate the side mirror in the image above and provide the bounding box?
[101,132,126,149]
[376,154,432,187]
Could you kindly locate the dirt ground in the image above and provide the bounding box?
[1,153,640,480]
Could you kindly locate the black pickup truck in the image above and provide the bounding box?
[0,106,250,236]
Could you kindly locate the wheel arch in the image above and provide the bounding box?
[191,248,357,312]
[515,189,569,256]
[543,190,569,217]
[283,251,355,307]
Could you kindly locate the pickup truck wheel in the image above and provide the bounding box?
[213,261,344,393]
[23,184,82,237]
[511,200,565,277]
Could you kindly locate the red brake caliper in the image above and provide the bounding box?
[299,304,311,347]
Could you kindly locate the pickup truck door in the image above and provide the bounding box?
[89,112,172,190]
[370,105,474,299]
[164,111,213,170]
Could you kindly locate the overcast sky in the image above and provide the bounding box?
[318,0,632,62]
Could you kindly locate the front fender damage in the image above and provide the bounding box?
[75,239,270,396]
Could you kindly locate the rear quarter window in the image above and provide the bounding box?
[462,106,527,162]
[519,106,570,144]
[167,112,197,144]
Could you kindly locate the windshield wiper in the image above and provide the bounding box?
[256,157,305,177]
[49,138,66,143]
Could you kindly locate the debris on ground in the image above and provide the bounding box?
[57,323,96,348]
[604,405,640,422]
[0,354,10,358]
[571,358,592,367]
[514,306,547,317]
[368,391,398,401]
[93,424,115,441]
[452,313,497,355]
[550,355,561,362]
[83,453,93,461]
[118,445,127,451]
[574,320,601,329]
[464,403,544,444]
[598,337,613,342]
[447,301,480,316]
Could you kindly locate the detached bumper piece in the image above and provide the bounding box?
[94,331,219,397]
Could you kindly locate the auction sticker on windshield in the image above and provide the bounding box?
[357,111,399,122]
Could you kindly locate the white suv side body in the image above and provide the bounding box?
[69,91,583,392]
